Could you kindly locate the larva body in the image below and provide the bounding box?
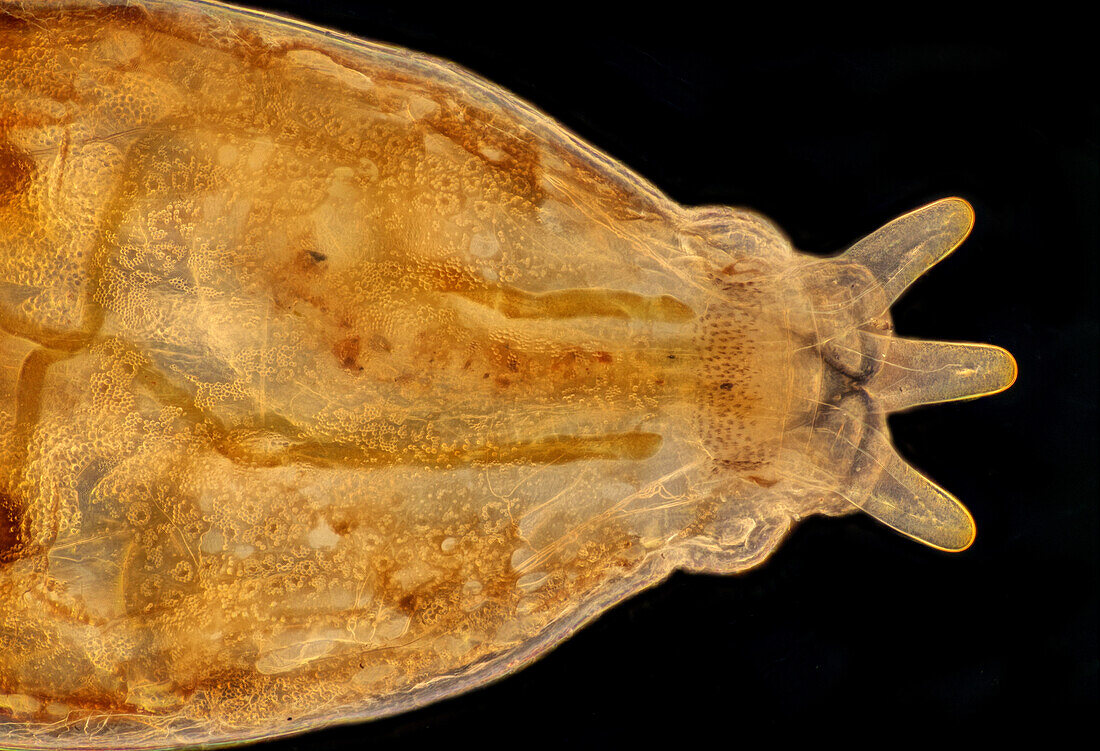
[0,1,1016,748]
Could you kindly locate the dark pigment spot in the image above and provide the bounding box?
[0,143,33,207]
[0,491,27,564]
[333,335,361,370]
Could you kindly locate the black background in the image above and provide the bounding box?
[229,2,1097,743]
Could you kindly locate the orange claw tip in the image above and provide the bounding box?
[991,344,1019,394]
[944,195,977,232]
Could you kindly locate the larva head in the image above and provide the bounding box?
[786,198,1016,551]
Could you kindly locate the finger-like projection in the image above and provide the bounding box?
[0,1,1017,748]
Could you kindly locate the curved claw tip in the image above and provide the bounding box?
[943,196,976,232]
[988,344,1019,395]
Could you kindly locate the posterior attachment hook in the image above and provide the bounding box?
[820,197,1017,551]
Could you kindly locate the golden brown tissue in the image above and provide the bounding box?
[0,1,1017,747]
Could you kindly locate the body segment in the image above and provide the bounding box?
[0,1,1016,747]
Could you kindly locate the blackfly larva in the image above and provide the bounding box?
[0,1,1017,747]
